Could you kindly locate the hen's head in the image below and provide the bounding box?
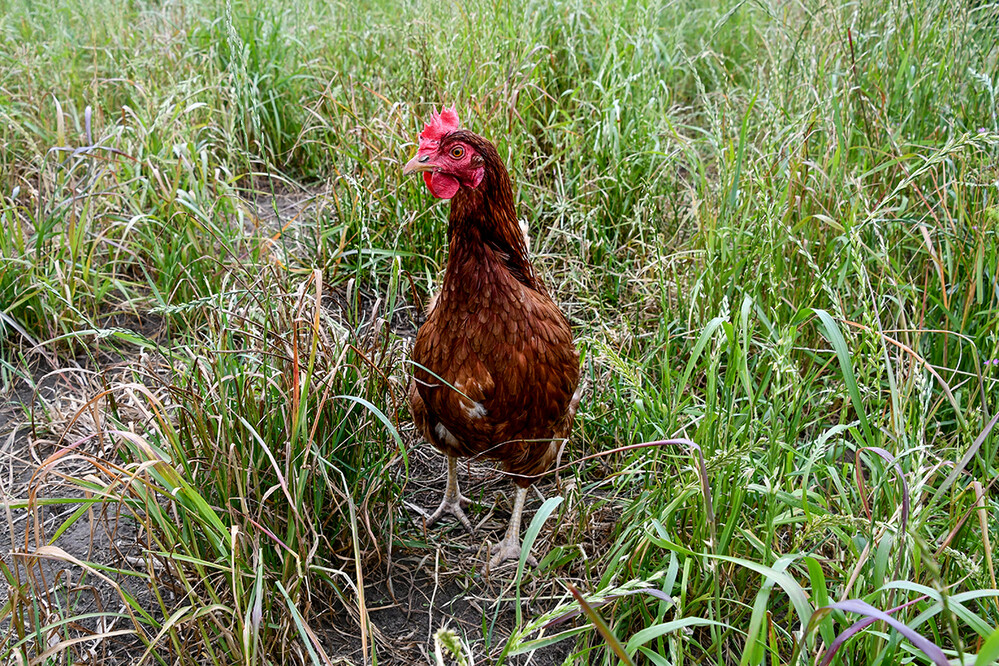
[403,106,485,199]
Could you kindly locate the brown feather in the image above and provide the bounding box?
[410,131,580,488]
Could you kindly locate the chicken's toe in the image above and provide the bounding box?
[425,495,474,532]
[487,538,538,570]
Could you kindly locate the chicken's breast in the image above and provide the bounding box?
[410,261,579,485]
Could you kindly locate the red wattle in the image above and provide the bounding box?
[427,172,460,199]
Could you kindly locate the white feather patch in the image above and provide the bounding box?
[463,402,487,418]
[434,423,459,447]
[454,380,487,419]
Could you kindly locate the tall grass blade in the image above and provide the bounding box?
[813,309,873,446]
[815,599,949,666]
[566,583,635,666]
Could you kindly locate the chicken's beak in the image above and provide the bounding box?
[403,152,434,176]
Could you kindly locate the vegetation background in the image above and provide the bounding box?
[1,0,998,663]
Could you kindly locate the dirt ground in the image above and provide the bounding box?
[321,446,618,665]
[1,360,616,665]
[1,361,159,664]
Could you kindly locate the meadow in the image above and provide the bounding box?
[1,0,998,663]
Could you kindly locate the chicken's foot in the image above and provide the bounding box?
[425,455,473,532]
[487,485,538,569]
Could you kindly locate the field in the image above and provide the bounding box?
[2,0,998,663]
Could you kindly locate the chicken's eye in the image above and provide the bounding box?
[449,146,465,159]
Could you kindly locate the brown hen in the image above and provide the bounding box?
[403,107,581,569]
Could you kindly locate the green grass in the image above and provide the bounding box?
[1,0,998,663]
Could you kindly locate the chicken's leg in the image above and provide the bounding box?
[488,485,538,569]
[425,455,473,532]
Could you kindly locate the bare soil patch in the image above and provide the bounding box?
[320,441,620,664]
[3,354,615,665]
[1,362,157,664]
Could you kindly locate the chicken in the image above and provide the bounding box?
[402,107,581,569]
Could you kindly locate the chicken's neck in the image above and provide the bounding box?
[444,164,539,293]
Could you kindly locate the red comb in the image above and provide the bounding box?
[418,106,460,151]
